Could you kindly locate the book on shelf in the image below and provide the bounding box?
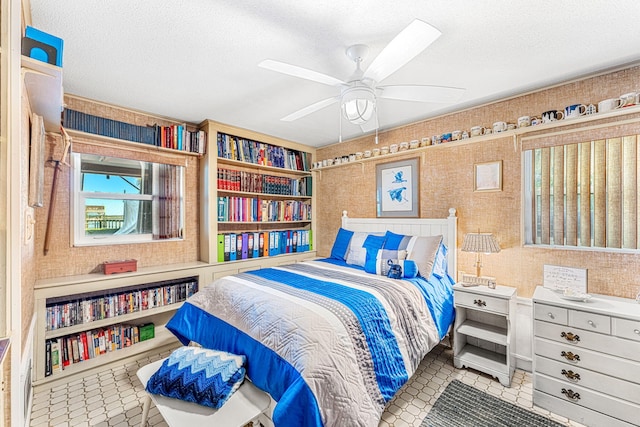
[45,277,199,331]
[217,132,311,171]
[62,108,207,155]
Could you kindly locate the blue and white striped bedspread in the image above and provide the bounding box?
[166,260,452,427]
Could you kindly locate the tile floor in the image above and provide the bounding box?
[29,344,586,427]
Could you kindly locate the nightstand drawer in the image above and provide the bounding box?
[612,317,640,342]
[454,291,508,314]
[534,303,567,325]
[569,310,610,334]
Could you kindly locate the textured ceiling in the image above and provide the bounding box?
[29,1,640,147]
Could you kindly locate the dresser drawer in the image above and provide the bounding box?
[534,321,640,362]
[569,310,611,334]
[535,355,640,403]
[534,374,640,425]
[534,303,567,325]
[534,337,640,384]
[454,291,508,314]
[612,317,640,342]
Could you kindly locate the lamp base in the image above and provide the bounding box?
[461,273,497,288]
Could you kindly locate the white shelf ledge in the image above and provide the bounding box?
[21,55,63,132]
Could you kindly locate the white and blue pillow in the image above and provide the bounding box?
[145,346,247,409]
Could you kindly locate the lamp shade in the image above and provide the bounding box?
[461,233,501,254]
[341,86,375,125]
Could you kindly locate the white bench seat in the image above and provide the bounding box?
[137,358,270,427]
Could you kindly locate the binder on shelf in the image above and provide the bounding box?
[252,232,260,258]
[236,234,243,259]
[241,233,249,259]
[262,232,269,257]
[217,234,225,263]
[268,232,276,257]
[224,234,231,261]
[229,233,237,261]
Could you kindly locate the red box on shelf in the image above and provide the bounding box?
[103,259,137,275]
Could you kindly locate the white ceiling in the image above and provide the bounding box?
[29,1,640,148]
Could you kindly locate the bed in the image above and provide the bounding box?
[166,209,458,427]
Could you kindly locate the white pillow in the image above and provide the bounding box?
[345,232,368,267]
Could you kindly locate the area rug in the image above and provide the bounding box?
[420,380,564,427]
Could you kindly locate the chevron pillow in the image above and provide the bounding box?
[145,346,247,409]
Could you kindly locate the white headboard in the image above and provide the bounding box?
[341,208,458,277]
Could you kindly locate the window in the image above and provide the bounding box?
[524,133,640,250]
[72,153,184,246]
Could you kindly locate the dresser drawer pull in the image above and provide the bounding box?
[634,329,640,335]
[561,351,580,362]
[561,369,581,382]
[547,312,555,319]
[473,299,486,307]
[561,388,580,401]
[587,320,595,327]
[560,331,580,342]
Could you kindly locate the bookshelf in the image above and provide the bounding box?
[33,262,214,386]
[199,120,317,266]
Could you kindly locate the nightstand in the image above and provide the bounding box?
[453,283,516,386]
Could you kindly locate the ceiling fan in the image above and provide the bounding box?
[259,19,465,139]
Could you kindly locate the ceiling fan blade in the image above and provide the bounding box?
[378,85,465,103]
[259,59,346,87]
[281,96,340,122]
[363,19,441,83]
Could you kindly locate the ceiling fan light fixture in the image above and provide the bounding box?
[341,86,376,125]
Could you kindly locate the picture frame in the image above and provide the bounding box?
[474,160,502,192]
[376,158,419,217]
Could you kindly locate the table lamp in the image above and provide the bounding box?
[461,232,501,286]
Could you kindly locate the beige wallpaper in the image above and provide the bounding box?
[33,96,201,279]
[316,65,640,299]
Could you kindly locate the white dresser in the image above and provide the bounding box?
[532,286,640,427]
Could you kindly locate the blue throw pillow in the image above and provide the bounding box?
[146,346,246,409]
[330,228,354,260]
[363,234,386,273]
[402,260,419,278]
[383,231,405,250]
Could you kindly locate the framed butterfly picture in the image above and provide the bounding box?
[376,158,419,217]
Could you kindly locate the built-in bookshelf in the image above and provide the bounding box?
[33,263,213,386]
[63,108,207,155]
[199,120,317,266]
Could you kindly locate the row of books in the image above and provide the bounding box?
[45,278,198,331]
[217,230,313,262]
[217,132,311,171]
[63,108,207,154]
[218,168,312,196]
[44,323,153,377]
[217,197,312,223]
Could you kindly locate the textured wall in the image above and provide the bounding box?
[33,96,201,279]
[316,65,640,299]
